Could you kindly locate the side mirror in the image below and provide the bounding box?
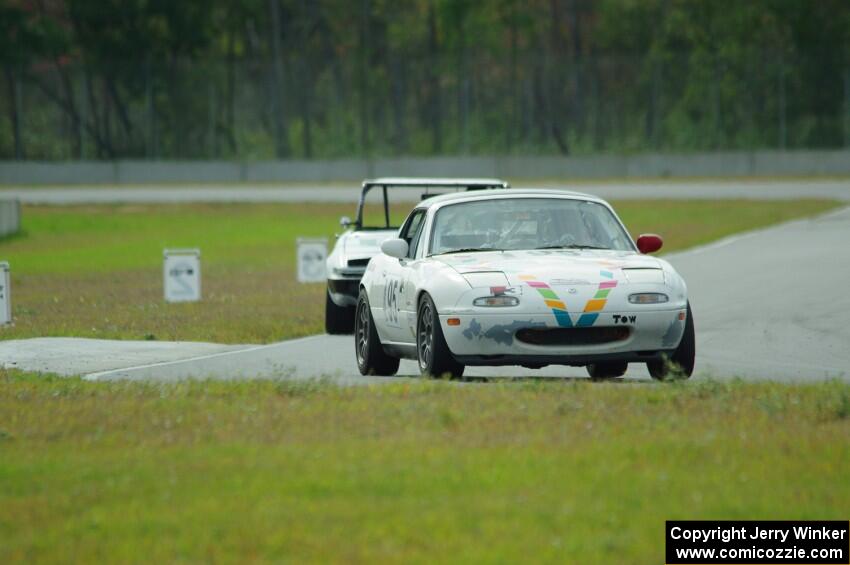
[381,238,409,259]
[339,216,352,228]
[636,234,663,254]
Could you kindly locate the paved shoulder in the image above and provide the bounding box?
[0,337,248,376]
[84,335,409,384]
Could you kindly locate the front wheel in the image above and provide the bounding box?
[354,291,400,376]
[648,302,696,380]
[417,294,465,379]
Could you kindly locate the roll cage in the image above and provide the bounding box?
[354,177,509,230]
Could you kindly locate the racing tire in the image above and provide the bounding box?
[417,294,465,380]
[586,361,628,380]
[325,289,355,335]
[648,302,695,381]
[354,291,400,376]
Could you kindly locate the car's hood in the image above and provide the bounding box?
[433,249,664,287]
[341,229,397,259]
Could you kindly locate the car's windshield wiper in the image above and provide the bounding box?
[434,247,503,256]
[535,244,610,250]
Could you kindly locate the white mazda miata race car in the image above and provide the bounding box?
[355,189,695,380]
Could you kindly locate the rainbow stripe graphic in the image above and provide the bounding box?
[518,275,573,327]
[576,270,617,327]
[520,271,618,328]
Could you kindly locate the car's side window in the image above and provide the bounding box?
[400,210,425,252]
[408,216,428,258]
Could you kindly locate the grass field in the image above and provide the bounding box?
[1,199,847,563]
[0,199,839,343]
[1,371,848,563]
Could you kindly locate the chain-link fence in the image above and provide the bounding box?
[2,53,849,160]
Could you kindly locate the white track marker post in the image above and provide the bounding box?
[296,238,328,283]
[0,261,10,325]
[163,249,201,303]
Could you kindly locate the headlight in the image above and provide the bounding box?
[473,295,519,307]
[628,293,669,304]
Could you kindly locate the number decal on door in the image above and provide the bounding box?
[385,277,401,327]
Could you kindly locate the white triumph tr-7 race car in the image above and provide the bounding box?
[354,189,695,380]
[325,177,509,334]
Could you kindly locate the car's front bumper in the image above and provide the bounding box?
[440,308,686,366]
[328,277,361,307]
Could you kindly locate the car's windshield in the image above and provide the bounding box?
[429,197,634,255]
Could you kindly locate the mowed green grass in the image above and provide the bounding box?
[0,372,848,563]
[0,199,839,343]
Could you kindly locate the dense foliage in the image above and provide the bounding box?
[1,0,849,159]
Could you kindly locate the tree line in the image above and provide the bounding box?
[2,0,849,160]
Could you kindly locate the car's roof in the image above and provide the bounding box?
[416,188,605,208]
[362,177,509,188]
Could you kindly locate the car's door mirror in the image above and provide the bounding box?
[381,238,409,259]
[339,216,352,228]
[636,234,663,254]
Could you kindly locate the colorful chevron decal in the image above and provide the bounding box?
[576,270,618,327]
[519,274,573,327]
[520,270,618,328]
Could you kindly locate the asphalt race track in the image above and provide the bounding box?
[3,205,848,383]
